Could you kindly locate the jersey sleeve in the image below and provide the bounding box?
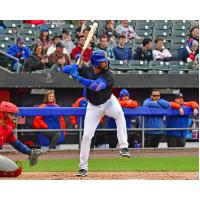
[170,102,181,109]
[183,101,199,109]
[7,131,17,144]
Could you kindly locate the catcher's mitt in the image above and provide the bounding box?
[28,149,47,166]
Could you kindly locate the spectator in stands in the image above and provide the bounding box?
[7,36,30,72]
[188,27,199,57]
[24,42,50,72]
[189,27,199,43]
[47,34,68,56]
[106,31,117,49]
[82,27,96,49]
[37,25,52,53]
[50,53,66,72]
[61,28,75,54]
[153,37,173,61]
[143,89,181,148]
[32,90,67,149]
[135,38,153,62]
[105,89,138,148]
[113,35,134,63]
[166,93,199,147]
[71,35,92,64]
[177,39,199,64]
[48,42,70,66]
[75,20,90,37]
[93,36,114,59]
[104,20,116,36]
[116,20,140,41]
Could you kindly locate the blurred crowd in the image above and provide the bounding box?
[0,20,199,73]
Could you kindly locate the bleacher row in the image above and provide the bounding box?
[109,60,198,74]
[0,20,194,52]
[0,20,198,75]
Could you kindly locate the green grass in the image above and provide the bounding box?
[21,157,199,172]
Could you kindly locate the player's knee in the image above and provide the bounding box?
[112,109,124,120]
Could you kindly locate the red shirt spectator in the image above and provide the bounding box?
[71,35,92,63]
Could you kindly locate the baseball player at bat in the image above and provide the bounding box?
[0,101,46,177]
[62,50,131,177]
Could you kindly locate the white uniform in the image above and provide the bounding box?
[79,94,128,170]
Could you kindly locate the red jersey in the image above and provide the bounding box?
[0,125,17,147]
[71,46,92,62]
[0,111,17,146]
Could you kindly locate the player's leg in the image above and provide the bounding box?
[166,135,178,147]
[151,134,163,148]
[78,103,104,174]
[104,95,130,156]
[0,155,22,177]
[42,131,61,149]
[177,137,186,147]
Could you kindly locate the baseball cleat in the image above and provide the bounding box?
[76,169,88,177]
[120,148,131,157]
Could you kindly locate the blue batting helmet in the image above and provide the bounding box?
[119,89,129,99]
[90,50,110,67]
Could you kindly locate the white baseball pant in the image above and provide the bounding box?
[79,94,128,170]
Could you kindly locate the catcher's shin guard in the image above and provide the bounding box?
[0,161,22,177]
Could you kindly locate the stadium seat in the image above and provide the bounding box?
[171,30,189,38]
[3,20,22,28]
[136,30,152,37]
[0,34,14,43]
[129,60,150,72]
[0,41,11,51]
[172,20,191,28]
[171,37,187,44]
[109,60,130,72]
[153,30,171,38]
[169,61,189,72]
[132,43,142,52]
[147,69,165,74]
[149,61,170,72]
[168,70,186,74]
[163,41,171,49]
[171,44,185,51]
[21,23,37,30]
[128,20,136,27]
[154,20,173,26]
[154,24,172,31]
[136,20,154,26]
[48,28,61,36]
[127,70,146,74]
[20,29,36,36]
[2,28,17,36]
[188,70,199,74]
[135,23,152,31]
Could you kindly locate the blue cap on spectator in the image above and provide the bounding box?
[119,89,129,99]
[40,25,49,32]
[17,36,25,44]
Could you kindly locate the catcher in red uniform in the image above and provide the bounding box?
[0,101,46,177]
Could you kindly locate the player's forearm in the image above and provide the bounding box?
[11,140,32,155]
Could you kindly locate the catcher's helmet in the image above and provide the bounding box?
[119,89,129,99]
[0,101,19,113]
[90,50,110,67]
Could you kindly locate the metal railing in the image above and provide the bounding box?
[13,107,199,149]
[0,49,18,73]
